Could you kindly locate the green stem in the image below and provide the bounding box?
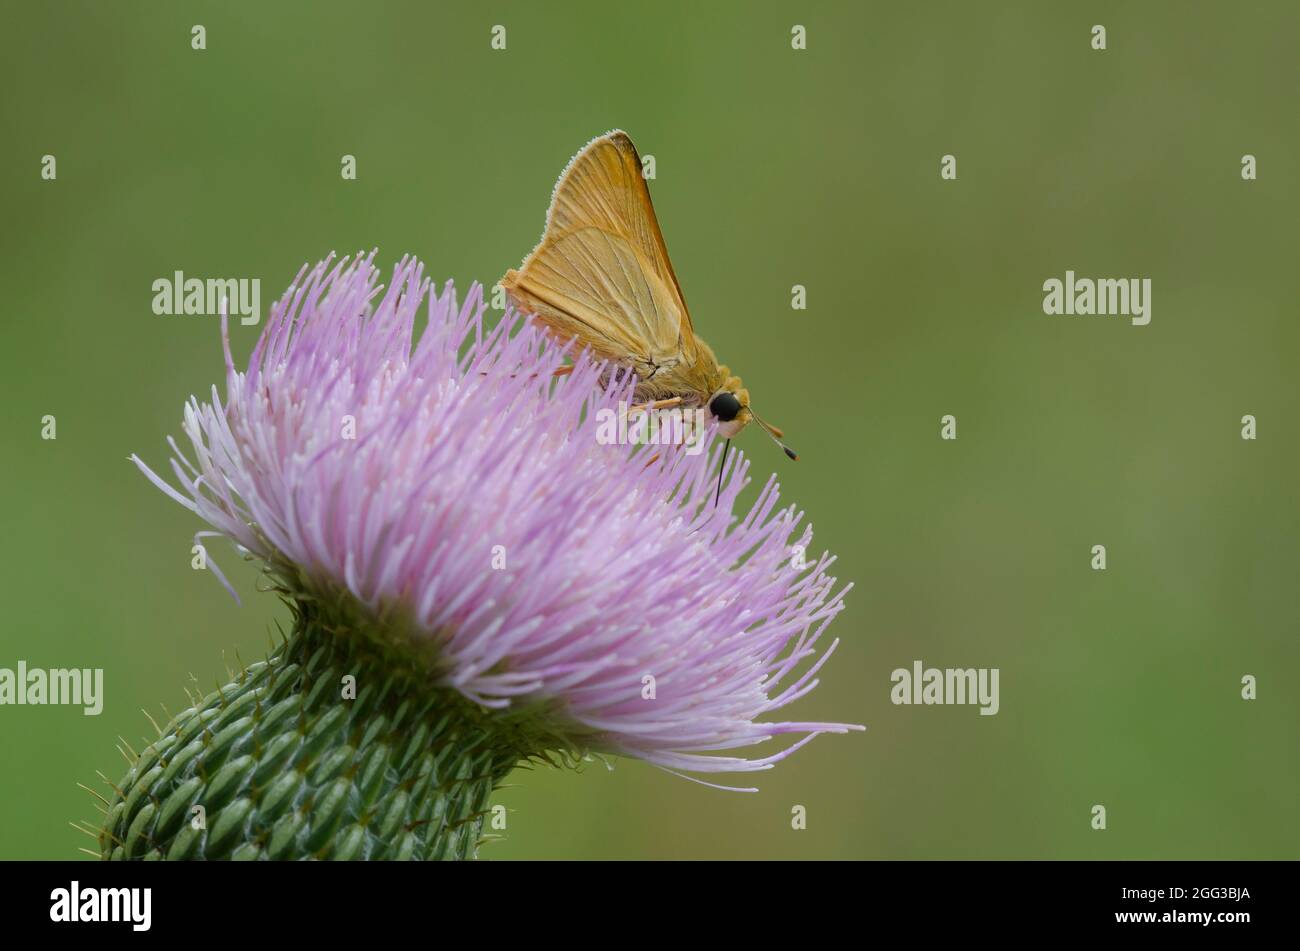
[98,601,537,860]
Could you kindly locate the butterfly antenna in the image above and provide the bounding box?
[751,410,798,461]
[714,439,731,508]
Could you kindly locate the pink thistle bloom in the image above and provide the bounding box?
[133,252,861,789]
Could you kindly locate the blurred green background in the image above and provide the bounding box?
[1,0,1297,859]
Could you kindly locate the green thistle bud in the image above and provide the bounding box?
[97,600,575,860]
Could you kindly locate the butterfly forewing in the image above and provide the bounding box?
[503,132,702,379]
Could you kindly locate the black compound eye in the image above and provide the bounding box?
[709,392,742,422]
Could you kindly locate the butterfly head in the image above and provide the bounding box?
[707,389,750,438]
[705,384,797,460]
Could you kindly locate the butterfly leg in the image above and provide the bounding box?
[627,397,683,416]
[477,364,575,381]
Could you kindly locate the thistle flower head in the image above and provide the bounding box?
[134,252,860,787]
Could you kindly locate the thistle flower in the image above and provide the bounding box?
[102,252,859,860]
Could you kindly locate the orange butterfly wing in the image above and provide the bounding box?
[501,131,698,379]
